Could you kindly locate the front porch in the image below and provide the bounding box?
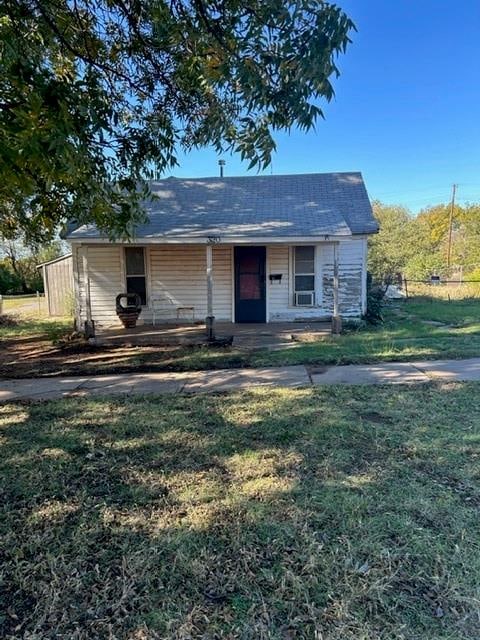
[93,321,331,350]
[75,238,357,334]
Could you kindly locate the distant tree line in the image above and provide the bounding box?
[368,201,480,284]
[0,237,65,294]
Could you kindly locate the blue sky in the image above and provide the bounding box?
[171,0,480,214]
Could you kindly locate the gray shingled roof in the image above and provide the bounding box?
[67,172,378,240]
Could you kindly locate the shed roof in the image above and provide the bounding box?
[36,253,72,268]
[67,172,377,241]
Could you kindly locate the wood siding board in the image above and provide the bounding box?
[269,239,364,321]
[71,237,366,326]
[43,255,73,317]
[75,245,124,326]
[148,245,232,322]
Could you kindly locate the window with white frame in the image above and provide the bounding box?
[293,246,315,306]
[125,247,147,305]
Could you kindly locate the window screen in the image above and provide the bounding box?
[125,247,146,305]
[294,246,315,302]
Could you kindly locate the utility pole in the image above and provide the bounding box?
[447,183,457,269]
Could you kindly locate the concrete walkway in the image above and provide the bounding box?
[1,357,480,401]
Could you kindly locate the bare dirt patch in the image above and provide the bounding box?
[357,411,394,425]
[0,335,158,377]
[0,332,243,378]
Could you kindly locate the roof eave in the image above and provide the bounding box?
[36,253,72,268]
[67,232,377,244]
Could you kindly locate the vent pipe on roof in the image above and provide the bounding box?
[218,159,226,178]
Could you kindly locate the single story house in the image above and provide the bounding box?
[66,172,378,330]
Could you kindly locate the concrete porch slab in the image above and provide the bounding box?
[94,321,331,350]
[93,323,207,347]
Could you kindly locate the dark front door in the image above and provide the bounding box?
[234,246,266,323]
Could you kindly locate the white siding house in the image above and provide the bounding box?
[67,172,377,330]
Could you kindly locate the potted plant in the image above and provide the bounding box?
[116,293,142,328]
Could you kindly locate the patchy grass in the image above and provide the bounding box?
[1,384,480,638]
[251,302,480,368]
[1,296,480,378]
[0,316,72,342]
[400,295,480,326]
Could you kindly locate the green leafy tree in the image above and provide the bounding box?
[415,204,453,247]
[0,260,22,294]
[0,236,63,293]
[36,240,66,264]
[369,200,480,282]
[1,0,354,242]
[411,203,480,276]
[457,204,480,272]
[368,201,416,283]
[403,252,446,281]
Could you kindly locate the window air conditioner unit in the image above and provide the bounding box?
[295,291,315,307]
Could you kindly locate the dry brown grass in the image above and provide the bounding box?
[407,282,480,300]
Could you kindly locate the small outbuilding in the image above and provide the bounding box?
[38,254,74,316]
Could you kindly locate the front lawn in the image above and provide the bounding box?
[0,316,71,341]
[1,296,480,378]
[1,384,479,638]
[252,299,480,368]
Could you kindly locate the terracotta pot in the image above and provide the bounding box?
[116,293,142,328]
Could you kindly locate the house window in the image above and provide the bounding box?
[125,247,147,305]
[294,246,315,306]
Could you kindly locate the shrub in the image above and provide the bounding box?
[0,315,18,327]
[364,272,385,324]
[404,253,446,281]
[0,263,22,294]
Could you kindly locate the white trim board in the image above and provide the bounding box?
[69,234,368,246]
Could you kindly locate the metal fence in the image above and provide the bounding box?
[0,292,46,316]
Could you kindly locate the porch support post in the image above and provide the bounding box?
[332,242,342,334]
[82,249,95,338]
[205,243,215,341]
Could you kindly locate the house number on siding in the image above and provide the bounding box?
[207,236,221,244]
